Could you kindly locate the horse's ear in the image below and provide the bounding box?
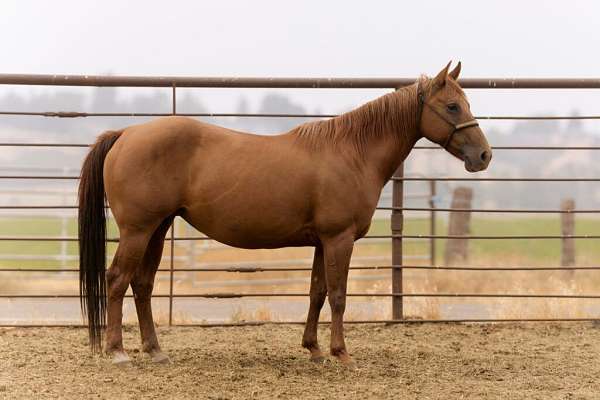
[432,61,452,89]
[448,61,461,80]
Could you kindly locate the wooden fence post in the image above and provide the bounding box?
[391,164,404,320]
[561,198,575,268]
[444,187,473,266]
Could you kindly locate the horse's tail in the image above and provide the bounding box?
[78,130,122,352]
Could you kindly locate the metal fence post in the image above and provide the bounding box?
[169,222,175,326]
[429,180,437,266]
[391,164,404,320]
[168,84,177,327]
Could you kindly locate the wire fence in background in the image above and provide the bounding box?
[0,74,599,326]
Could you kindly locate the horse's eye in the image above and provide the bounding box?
[447,103,460,113]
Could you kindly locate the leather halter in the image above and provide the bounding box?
[416,83,479,149]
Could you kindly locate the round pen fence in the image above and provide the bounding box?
[0,74,599,327]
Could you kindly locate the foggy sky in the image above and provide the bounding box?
[1,0,599,125]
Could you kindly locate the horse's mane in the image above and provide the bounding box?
[292,77,433,156]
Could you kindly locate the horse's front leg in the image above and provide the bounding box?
[321,232,354,366]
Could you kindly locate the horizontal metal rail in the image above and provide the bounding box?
[395,265,600,271]
[395,177,600,182]
[0,234,598,242]
[2,319,600,329]
[3,292,600,299]
[2,143,600,151]
[1,74,600,89]
[176,318,600,325]
[402,234,600,239]
[1,205,598,213]
[2,176,599,182]
[0,206,82,210]
[0,111,334,118]
[0,234,401,242]
[379,207,600,213]
[2,264,600,273]
[0,176,81,179]
[0,143,90,147]
[2,110,600,121]
[168,318,600,325]
[413,146,600,150]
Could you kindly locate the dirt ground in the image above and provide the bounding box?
[1,323,600,399]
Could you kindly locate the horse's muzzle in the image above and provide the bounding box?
[463,147,492,172]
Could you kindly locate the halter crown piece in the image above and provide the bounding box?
[415,81,479,149]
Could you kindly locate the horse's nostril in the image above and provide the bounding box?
[480,150,490,163]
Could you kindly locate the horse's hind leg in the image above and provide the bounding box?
[130,216,174,364]
[105,227,153,365]
[302,246,327,362]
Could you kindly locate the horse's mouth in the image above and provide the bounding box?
[464,157,488,173]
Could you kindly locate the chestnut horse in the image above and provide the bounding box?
[78,62,491,366]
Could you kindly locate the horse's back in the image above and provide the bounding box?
[103,116,320,246]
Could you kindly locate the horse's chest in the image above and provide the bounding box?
[353,212,374,240]
[315,193,378,240]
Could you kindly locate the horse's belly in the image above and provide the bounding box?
[181,205,317,249]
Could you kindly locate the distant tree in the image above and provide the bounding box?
[235,96,250,115]
[178,92,206,114]
[256,93,309,134]
[565,109,583,134]
[258,93,305,115]
[90,87,119,112]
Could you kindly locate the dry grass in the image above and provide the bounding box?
[230,306,277,323]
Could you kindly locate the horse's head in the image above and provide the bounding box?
[418,62,492,172]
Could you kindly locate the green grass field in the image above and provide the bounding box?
[0,216,598,268]
[370,216,600,265]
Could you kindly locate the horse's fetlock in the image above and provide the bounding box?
[302,338,318,350]
[330,346,347,357]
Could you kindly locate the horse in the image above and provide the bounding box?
[78,62,492,366]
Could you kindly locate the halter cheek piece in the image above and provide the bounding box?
[416,84,479,149]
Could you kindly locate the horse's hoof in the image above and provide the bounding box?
[310,355,326,364]
[333,351,357,370]
[111,352,132,367]
[342,359,358,371]
[150,351,171,364]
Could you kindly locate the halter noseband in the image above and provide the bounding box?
[416,83,479,149]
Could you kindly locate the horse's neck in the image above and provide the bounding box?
[366,130,419,183]
[336,87,421,184]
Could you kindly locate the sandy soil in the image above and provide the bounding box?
[2,323,600,399]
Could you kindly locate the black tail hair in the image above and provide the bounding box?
[78,130,122,352]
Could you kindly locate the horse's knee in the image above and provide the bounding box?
[309,289,327,308]
[328,291,346,314]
